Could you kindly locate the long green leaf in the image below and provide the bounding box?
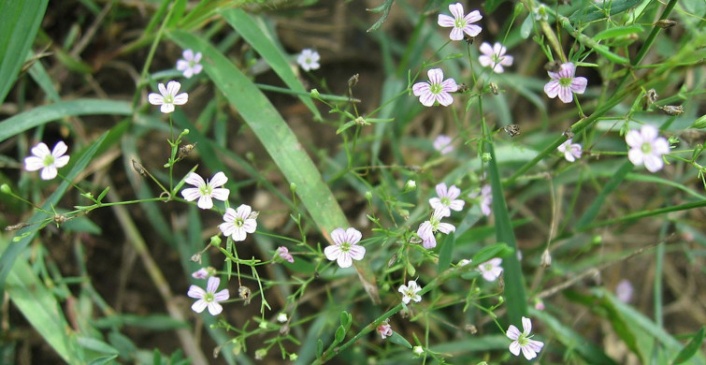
[220,8,321,121]
[0,99,132,142]
[1,235,80,363]
[0,0,49,104]
[169,30,380,302]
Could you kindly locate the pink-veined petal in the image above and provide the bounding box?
[181,187,202,202]
[506,325,521,340]
[166,81,181,96]
[448,200,464,211]
[197,195,213,209]
[157,83,168,96]
[214,288,229,301]
[348,245,366,261]
[52,141,68,157]
[219,222,236,237]
[324,245,341,262]
[231,228,246,241]
[463,24,482,37]
[521,317,533,335]
[344,228,362,244]
[427,69,443,84]
[417,221,433,239]
[242,219,257,233]
[210,172,228,187]
[206,277,220,293]
[558,87,573,103]
[185,172,206,187]
[544,81,560,98]
[337,253,352,268]
[449,27,464,40]
[418,91,436,106]
[211,188,230,202]
[508,341,522,356]
[187,285,206,299]
[436,92,454,106]
[207,301,223,315]
[412,82,430,96]
[235,204,251,218]
[440,78,458,92]
[437,14,455,27]
[571,77,587,94]
[449,3,465,19]
[30,142,50,158]
[173,93,189,106]
[191,299,208,313]
[422,235,437,249]
[223,208,237,222]
[148,93,164,105]
[437,222,456,234]
[521,346,537,360]
[464,10,482,24]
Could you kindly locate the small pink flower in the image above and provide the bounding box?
[477,258,503,281]
[277,246,294,263]
[437,3,482,41]
[470,185,492,216]
[377,320,393,339]
[417,208,456,249]
[187,277,229,315]
[24,141,70,180]
[148,81,188,113]
[543,62,587,103]
[324,227,366,268]
[557,139,582,162]
[412,68,458,107]
[478,42,513,73]
[191,268,210,279]
[616,279,634,303]
[181,172,230,210]
[429,183,465,216]
[507,317,544,360]
[626,125,669,173]
[176,49,203,79]
[433,135,454,154]
[219,204,258,241]
[297,49,320,71]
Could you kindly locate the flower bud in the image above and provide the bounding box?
[310,89,320,99]
[413,346,424,356]
[1,184,11,194]
[541,249,552,267]
[209,235,222,247]
[403,179,416,192]
[481,152,492,162]
[691,115,706,129]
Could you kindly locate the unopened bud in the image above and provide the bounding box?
[691,115,706,129]
[413,346,424,356]
[209,235,222,247]
[310,89,320,99]
[364,191,373,201]
[541,249,552,267]
[289,183,297,192]
[354,116,369,126]
[403,179,416,192]
[1,184,11,193]
[646,89,658,104]
[655,19,677,29]
[348,73,359,88]
[254,348,267,360]
[481,152,492,162]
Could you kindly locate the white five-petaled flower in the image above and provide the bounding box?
[417,208,456,249]
[437,3,483,41]
[176,49,203,79]
[324,227,366,268]
[429,183,465,217]
[219,204,258,241]
[507,317,544,360]
[148,81,189,114]
[479,42,514,74]
[534,4,548,21]
[543,62,587,103]
[557,139,582,162]
[470,184,492,216]
[187,276,230,315]
[24,141,70,180]
[626,125,669,173]
[413,68,458,107]
[477,258,503,281]
[297,48,320,71]
[181,171,230,210]
[433,134,454,154]
[277,246,294,263]
[377,320,393,339]
[398,280,422,304]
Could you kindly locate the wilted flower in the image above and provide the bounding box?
[557,139,582,162]
[478,42,513,73]
[176,49,203,78]
[437,3,482,41]
[24,141,70,180]
[377,320,393,339]
[187,277,229,315]
[297,49,320,71]
[625,125,669,173]
[324,227,366,268]
[412,68,458,107]
[148,81,189,113]
[543,62,587,103]
[277,246,294,263]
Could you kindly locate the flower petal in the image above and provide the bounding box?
[40,166,58,180]
[207,301,223,315]
[185,172,206,187]
[24,156,44,172]
[337,253,353,268]
[191,299,208,313]
[187,285,206,299]
[437,14,455,27]
[52,141,68,157]
[181,187,202,202]
[345,228,362,244]
[197,195,213,209]
[348,245,366,261]
[210,172,228,187]
[324,245,341,261]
